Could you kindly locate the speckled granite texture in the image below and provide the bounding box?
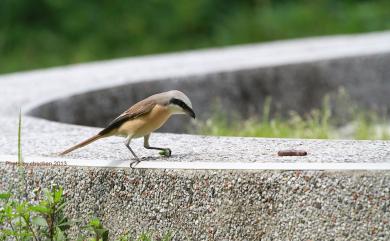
[1,116,390,164]
[1,166,389,240]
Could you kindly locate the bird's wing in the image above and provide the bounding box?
[98,99,157,135]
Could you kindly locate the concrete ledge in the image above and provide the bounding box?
[1,166,389,240]
[1,32,390,240]
[1,116,389,164]
[4,155,390,170]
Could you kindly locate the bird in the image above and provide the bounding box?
[59,90,196,167]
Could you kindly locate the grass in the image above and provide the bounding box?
[18,109,22,163]
[0,185,173,241]
[195,94,390,140]
[0,0,389,74]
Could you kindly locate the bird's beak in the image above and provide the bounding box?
[185,108,196,119]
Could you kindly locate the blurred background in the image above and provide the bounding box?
[2,0,390,139]
[0,0,389,74]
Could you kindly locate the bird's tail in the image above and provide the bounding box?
[59,134,103,156]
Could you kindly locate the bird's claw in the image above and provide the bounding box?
[159,148,172,157]
[129,159,141,169]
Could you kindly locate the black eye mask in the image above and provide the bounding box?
[170,98,196,118]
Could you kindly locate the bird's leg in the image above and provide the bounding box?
[124,136,140,168]
[143,134,172,157]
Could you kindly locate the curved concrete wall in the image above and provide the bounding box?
[28,53,390,133]
[1,32,390,240]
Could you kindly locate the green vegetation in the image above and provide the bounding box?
[0,186,72,240]
[0,186,173,241]
[1,0,389,73]
[195,94,390,140]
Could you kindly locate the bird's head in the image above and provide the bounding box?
[165,90,196,118]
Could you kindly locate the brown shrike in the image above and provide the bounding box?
[59,90,195,167]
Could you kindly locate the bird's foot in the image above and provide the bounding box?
[159,148,172,157]
[129,159,141,169]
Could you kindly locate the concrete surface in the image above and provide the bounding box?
[1,32,390,240]
[1,116,390,164]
